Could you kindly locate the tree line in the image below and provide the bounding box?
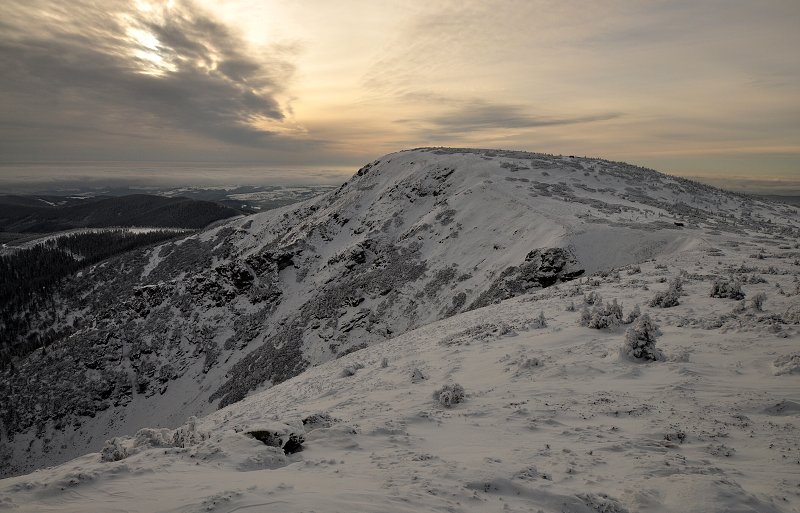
[0,229,186,369]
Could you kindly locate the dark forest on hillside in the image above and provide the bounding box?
[0,230,185,369]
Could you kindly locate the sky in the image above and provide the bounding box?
[1,0,799,193]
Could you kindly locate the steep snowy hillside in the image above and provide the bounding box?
[2,148,798,477]
[1,234,798,512]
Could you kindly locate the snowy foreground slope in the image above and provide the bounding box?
[2,241,799,512]
[2,148,799,482]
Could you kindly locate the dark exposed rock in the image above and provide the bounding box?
[247,428,304,454]
[469,248,584,310]
[302,412,337,430]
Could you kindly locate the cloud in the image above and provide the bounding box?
[393,99,620,140]
[426,101,620,133]
[0,0,301,158]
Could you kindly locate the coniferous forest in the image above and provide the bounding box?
[0,229,186,369]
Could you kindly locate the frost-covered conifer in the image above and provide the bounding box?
[532,310,547,328]
[625,304,641,324]
[622,314,664,361]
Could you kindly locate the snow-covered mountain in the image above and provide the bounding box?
[2,147,798,484]
[2,210,799,512]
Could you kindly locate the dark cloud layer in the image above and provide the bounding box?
[0,0,296,160]
[429,101,620,133]
[395,99,620,139]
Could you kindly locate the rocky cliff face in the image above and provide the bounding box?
[2,147,797,476]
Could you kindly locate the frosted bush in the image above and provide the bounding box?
[750,292,766,311]
[584,291,602,305]
[134,427,175,448]
[173,416,206,448]
[625,304,641,324]
[433,383,465,408]
[531,310,547,328]
[586,299,623,329]
[772,353,800,375]
[579,305,592,326]
[622,313,664,361]
[627,265,641,275]
[649,288,680,308]
[341,362,364,377]
[710,279,745,300]
[100,417,206,462]
[100,438,128,462]
[649,277,682,307]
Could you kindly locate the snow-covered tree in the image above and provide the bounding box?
[585,299,624,329]
[531,310,547,328]
[625,304,641,324]
[622,313,664,361]
[750,292,766,311]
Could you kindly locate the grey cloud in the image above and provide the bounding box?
[397,100,620,137]
[0,0,297,157]
[431,102,620,132]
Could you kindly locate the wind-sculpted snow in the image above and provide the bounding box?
[2,147,799,478]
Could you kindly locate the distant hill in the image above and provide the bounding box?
[763,194,800,206]
[0,194,245,232]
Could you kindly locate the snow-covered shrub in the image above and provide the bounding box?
[784,304,800,324]
[433,383,465,408]
[173,416,205,448]
[134,427,175,448]
[586,299,624,329]
[531,310,547,328]
[584,291,602,305]
[649,277,682,308]
[577,493,630,513]
[579,305,592,327]
[100,438,128,462]
[518,357,542,370]
[750,292,766,311]
[649,288,679,308]
[622,313,664,361]
[772,353,800,375]
[101,417,207,462]
[625,304,641,324]
[710,279,745,300]
[340,362,364,377]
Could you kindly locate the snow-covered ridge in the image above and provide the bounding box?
[2,147,798,478]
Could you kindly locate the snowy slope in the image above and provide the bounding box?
[2,148,799,479]
[1,234,798,512]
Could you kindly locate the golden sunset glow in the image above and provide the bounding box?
[1,0,798,192]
